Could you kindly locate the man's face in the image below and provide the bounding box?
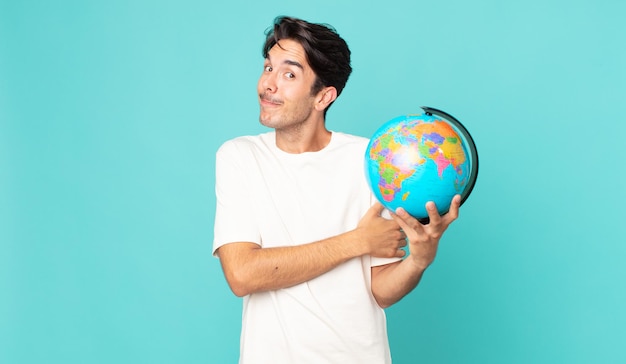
[257,38,320,130]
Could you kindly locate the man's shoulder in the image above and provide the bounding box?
[217,132,274,154]
[332,131,369,143]
[329,131,370,151]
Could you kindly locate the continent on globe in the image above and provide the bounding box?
[364,107,478,220]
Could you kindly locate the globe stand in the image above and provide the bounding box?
[416,106,479,225]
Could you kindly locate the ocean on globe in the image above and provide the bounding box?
[364,106,478,220]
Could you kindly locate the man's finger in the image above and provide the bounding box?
[444,194,462,224]
[391,207,423,234]
[425,201,441,226]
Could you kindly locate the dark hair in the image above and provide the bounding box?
[262,16,352,99]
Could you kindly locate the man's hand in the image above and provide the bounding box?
[391,194,461,270]
[370,195,461,308]
[355,202,407,259]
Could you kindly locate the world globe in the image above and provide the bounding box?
[364,106,478,222]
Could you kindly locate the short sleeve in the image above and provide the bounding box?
[212,141,261,256]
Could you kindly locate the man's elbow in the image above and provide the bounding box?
[223,268,254,297]
[373,294,396,309]
[216,243,260,297]
[226,279,251,297]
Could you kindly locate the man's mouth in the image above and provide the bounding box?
[260,93,283,105]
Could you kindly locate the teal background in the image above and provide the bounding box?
[1,0,624,363]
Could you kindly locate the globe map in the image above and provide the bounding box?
[364,107,478,220]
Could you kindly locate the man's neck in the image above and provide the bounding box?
[275,124,331,154]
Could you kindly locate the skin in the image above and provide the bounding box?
[216,38,460,308]
[257,38,334,153]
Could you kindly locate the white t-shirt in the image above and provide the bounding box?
[213,131,400,364]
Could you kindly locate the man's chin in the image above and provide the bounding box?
[259,111,276,127]
[259,116,273,128]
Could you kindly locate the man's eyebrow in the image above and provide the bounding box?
[266,55,304,70]
[284,60,304,70]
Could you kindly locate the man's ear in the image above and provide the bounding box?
[315,86,338,111]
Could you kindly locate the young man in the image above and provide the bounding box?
[213,16,461,364]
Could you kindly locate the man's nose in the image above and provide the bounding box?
[261,73,277,92]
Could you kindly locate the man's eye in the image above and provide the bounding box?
[264,66,272,72]
[285,72,295,79]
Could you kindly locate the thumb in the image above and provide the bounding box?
[365,202,385,218]
[390,207,423,234]
[390,210,410,231]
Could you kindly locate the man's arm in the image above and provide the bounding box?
[370,195,461,308]
[217,203,407,297]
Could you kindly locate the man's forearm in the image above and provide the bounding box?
[370,258,428,308]
[217,231,367,297]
